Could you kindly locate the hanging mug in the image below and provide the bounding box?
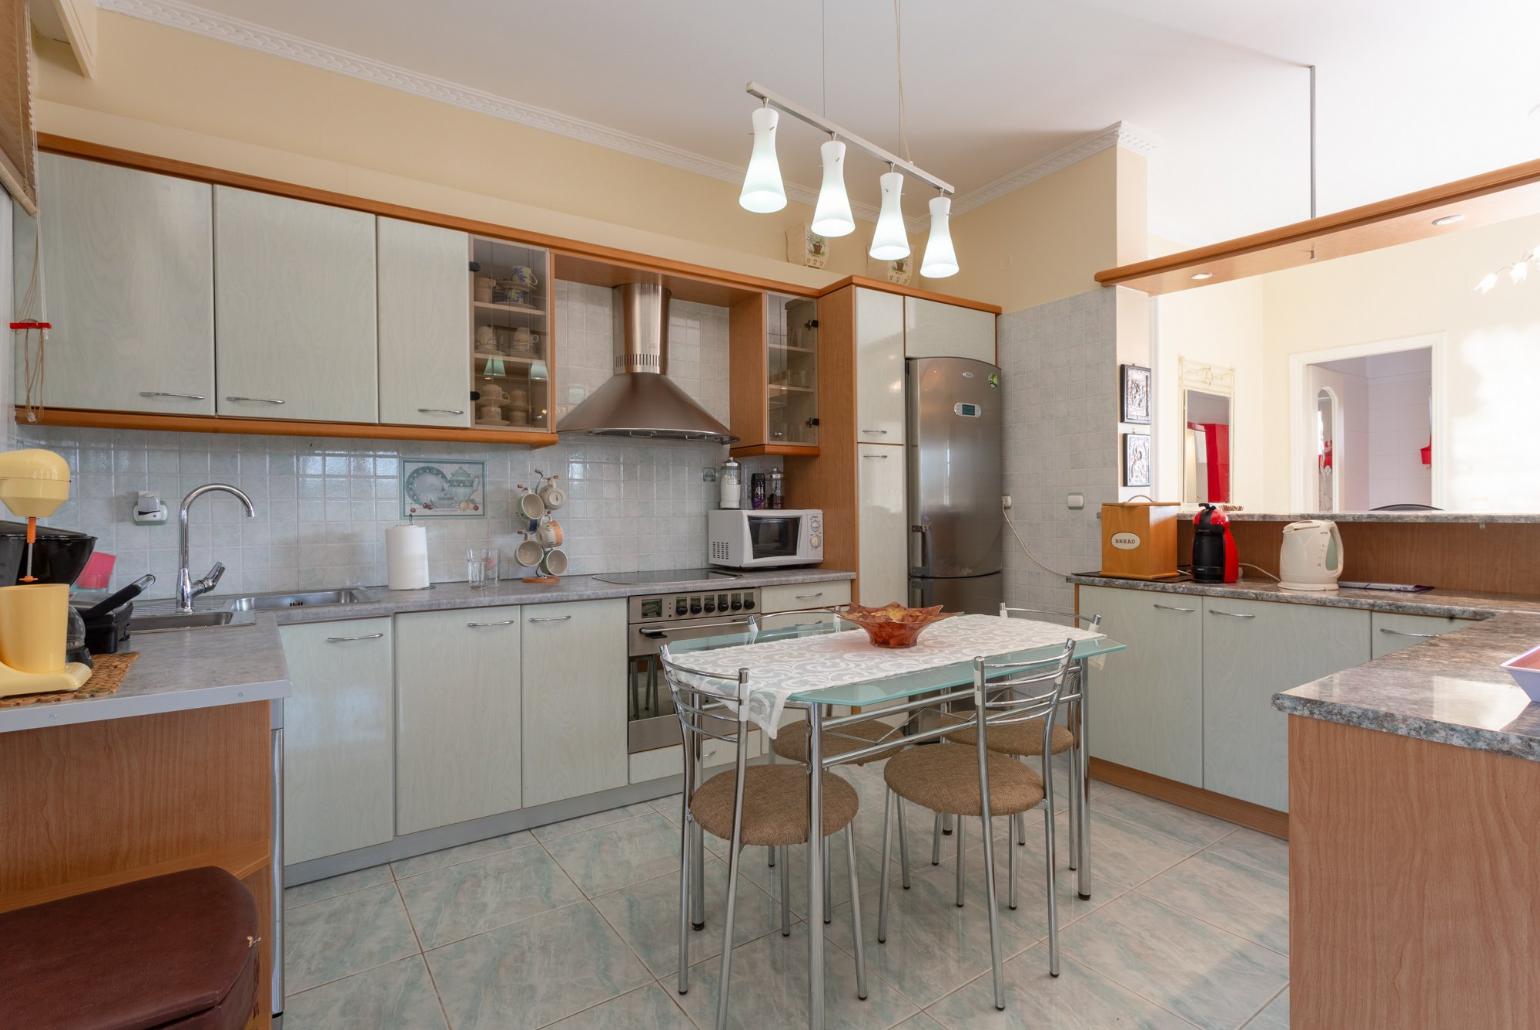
[538,481,566,512]
[537,520,564,548]
[514,539,544,567]
[517,491,546,520]
[540,547,569,576]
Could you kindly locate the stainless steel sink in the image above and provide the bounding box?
[133,610,242,632]
[227,588,374,611]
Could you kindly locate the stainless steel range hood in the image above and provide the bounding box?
[557,282,735,443]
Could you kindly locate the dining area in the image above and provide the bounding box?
[655,604,1125,1029]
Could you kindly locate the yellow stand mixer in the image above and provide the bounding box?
[0,449,92,698]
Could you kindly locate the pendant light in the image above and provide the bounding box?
[811,138,855,237]
[739,104,786,213]
[869,169,910,261]
[920,194,958,278]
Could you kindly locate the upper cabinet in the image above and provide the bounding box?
[19,153,215,414]
[377,218,471,428]
[904,296,996,364]
[855,287,906,445]
[214,186,379,423]
[729,292,819,455]
[470,236,553,433]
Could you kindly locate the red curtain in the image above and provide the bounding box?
[1187,422,1231,502]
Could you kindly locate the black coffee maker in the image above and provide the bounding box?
[1191,505,1230,584]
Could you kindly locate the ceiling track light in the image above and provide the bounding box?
[735,81,958,276]
[1474,245,1540,294]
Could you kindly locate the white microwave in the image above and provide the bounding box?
[708,509,824,568]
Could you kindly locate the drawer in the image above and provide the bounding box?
[760,579,853,614]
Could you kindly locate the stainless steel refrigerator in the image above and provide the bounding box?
[907,356,1004,614]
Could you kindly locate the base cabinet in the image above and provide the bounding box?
[1080,585,1204,787]
[1202,598,1369,810]
[395,606,522,835]
[521,599,628,807]
[280,618,395,864]
[1371,611,1465,658]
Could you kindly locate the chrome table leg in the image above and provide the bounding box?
[807,703,825,1030]
[1076,657,1092,900]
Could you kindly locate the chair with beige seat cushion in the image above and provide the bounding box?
[877,637,1079,1009]
[660,644,869,1029]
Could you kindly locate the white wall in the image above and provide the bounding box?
[1152,276,1266,506]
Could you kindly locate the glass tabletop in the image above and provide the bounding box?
[666,616,1127,709]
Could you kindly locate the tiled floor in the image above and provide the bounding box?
[280,759,1289,1029]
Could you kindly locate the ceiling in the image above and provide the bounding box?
[105,0,1540,248]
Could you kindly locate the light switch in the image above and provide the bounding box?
[1067,493,1085,510]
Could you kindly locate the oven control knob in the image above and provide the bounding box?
[730,596,743,611]
[675,599,688,615]
[690,598,702,614]
[717,593,729,610]
[703,598,716,613]
[743,597,756,610]
[810,535,822,549]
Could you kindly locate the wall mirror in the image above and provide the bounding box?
[1181,360,1235,505]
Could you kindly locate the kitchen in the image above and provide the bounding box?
[2,4,1540,1030]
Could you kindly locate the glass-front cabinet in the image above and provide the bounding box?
[470,236,552,433]
[729,291,819,455]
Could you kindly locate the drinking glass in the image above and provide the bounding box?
[467,548,497,588]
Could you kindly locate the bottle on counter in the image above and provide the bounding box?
[719,458,742,510]
[769,468,784,509]
[750,472,768,510]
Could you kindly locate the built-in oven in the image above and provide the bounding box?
[625,585,761,753]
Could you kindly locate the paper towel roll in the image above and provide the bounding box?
[386,524,430,591]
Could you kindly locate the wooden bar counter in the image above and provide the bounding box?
[1277,611,1540,1028]
[0,618,289,1026]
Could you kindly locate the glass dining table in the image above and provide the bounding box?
[665,614,1128,1030]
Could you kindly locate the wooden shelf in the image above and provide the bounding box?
[20,407,559,447]
[474,352,545,365]
[769,343,816,355]
[768,384,815,394]
[730,442,819,458]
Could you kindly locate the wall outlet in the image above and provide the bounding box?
[1067,492,1085,510]
[132,491,168,525]
[1001,495,1012,510]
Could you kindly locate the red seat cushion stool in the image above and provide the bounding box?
[0,866,261,1030]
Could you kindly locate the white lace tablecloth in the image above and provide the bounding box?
[668,614,1104,737]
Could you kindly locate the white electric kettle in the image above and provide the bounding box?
[1279,520,1344,591]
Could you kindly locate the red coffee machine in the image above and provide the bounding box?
[1192,504,1238,583]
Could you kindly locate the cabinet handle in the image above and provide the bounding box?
[1379,627,1439,639]
[1152,603,1195,613]
[862,453,889,460]
[467,619,516,628]
[139,391,206,401]
[528,615,572,624]
[1209,609,1256,619]
[418,407,466,416]
[859,428,889,435]
[325,632,384,643]
[227,395,287,405]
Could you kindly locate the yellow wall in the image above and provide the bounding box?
[34,13,904,291]
[948,146,1130,312]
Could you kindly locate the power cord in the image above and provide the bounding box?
[1001,500,1075,579]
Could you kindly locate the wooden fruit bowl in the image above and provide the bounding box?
[839,602,956,649]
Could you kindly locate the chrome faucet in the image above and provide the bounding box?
[176,483,257,613]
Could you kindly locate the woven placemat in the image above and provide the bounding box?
[0,651,139,708]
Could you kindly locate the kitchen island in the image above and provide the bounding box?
[1274,605,1540,1027]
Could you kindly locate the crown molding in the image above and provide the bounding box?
[100,0,1151,236]
[951,121,1161,216]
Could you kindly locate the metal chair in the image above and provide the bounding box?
[659,642,869,1027]
[931,605,1097,873]
[878,636,1079,1006]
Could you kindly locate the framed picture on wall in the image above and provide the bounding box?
[1121,364,1152,424]
[401,459,486,518]
[1123,433,1152,488]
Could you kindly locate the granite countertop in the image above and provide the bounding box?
[0,567,854,734]
[1074,572,1540,761]
[1070,574,1540,619]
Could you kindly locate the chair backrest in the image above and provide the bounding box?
[970,636,1079,757]
[658,643,749,748]
[747,605,846,643]
[1000,603,1100,629]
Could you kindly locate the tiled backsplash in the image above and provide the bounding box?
[19,282,772,599]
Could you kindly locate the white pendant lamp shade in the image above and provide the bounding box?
[739,106,786,213]
[920,195,958,278]
[811,139,855,237]
[869,170,910,261]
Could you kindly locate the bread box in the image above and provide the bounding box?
[1100,501,1181,580]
